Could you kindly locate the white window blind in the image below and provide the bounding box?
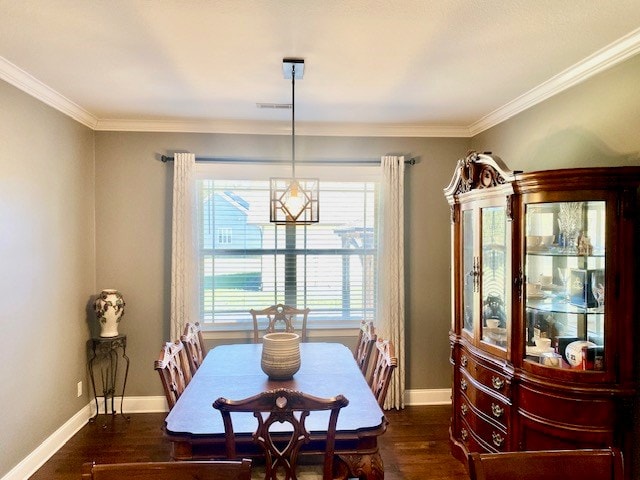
[196,163,380,330]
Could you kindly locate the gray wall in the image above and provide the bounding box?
[471,53,640,170]
[94,132,468,396]
[0,81,95,477]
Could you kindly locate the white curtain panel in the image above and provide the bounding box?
[377,155,406,410]
[170,153,198,340]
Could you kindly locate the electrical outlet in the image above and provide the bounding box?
[77,381,82,397]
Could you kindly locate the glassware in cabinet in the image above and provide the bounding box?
[523,201,606,371]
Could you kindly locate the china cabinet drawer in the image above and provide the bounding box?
[518,383,615,428]
[519,412,615,451]
[459,351,510,398]
[459,369,510,429]
[458,408,508,452]
[457,419,482,453]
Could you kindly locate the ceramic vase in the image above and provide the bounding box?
[94,289,125,337]
[261,332,301,380]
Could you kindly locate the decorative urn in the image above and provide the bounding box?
[93,289,125,337]
[261,332,301,380]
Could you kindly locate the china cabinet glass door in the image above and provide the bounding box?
[524,200,606,370]
[460,203,510,352]
[480,206,508,351]
[461,209,476,336]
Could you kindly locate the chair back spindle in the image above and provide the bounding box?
[154,340,192,409]
[181,322,206,376]
[354,320,377,380]
[370,338,398,408]
[250,304,310,343]
[214,388,348,480]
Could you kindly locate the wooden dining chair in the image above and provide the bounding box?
[154,340,192,410]
[354,320,377,379]
[250,304,310,343]
[213,388,349,480]
[370,338,398,408]
[81,459,252,479]
[467,448,624,480]
[181,321,206,376]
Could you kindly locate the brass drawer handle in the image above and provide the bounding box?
[461,428,469,441]
[461,403,468,416]
[492,376,505,390]
[461,379,468,391]
[491,403,504,418]
[492,431,504,447]
[461,355,468,367]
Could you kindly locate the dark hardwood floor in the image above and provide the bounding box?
[29,405,469,480]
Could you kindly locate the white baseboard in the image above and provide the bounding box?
[117,395,169,413]
[1,403,92,480]
[90,395,169,414]
[1,390,448,480]
[405,388,452,405]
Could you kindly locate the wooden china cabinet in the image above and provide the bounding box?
[444,152,640,478]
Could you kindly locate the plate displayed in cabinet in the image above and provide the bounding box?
[526,345,555,357]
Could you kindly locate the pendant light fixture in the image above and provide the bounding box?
[270,58,319,225]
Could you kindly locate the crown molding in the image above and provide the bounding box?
[94,118,292,135]
[469,26,640,136]
[95,118,471,137]
[3,27,640,138]
[0,56,98,129]
[294,122,470,138]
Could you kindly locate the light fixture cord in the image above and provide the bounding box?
[291,63,296,179]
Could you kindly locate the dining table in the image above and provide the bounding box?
[164,341,387,479]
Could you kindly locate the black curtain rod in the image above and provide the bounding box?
[160,155,416,165]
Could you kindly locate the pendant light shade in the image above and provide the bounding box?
[270,58,319,225]
[270,177,319,223]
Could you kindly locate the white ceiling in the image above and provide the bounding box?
[1,0,640,137]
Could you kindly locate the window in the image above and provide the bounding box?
[196,163,380,331]
[217,227,232,245]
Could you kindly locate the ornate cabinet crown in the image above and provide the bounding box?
[444,151,516,196]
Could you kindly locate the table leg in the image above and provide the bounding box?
[172,441,194,461]
[337,452,384,480]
